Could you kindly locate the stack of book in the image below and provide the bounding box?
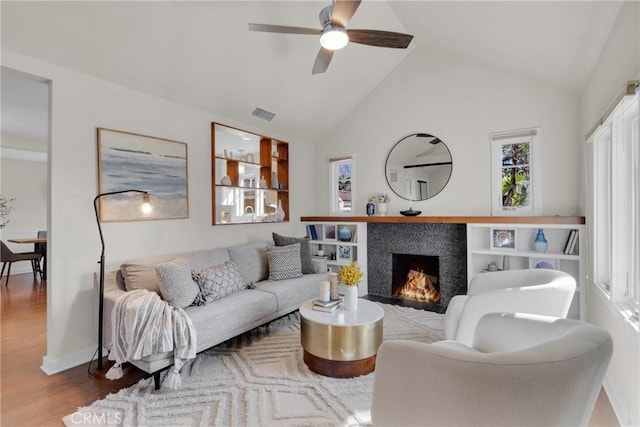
[312,298,341,312]
[563,230,580,255]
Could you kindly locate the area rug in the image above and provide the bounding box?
[64,303,444,427]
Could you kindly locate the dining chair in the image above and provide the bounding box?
[34,230,47,280]
[0,241,42,287]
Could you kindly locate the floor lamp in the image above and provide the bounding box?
[93,189,151,372]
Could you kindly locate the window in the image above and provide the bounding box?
[490,127,541,215]
[589,90,639,323]
[329,156,353,214]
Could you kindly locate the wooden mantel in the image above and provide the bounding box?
[300,215,585,225]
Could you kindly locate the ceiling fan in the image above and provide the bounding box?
[248,0,414,74]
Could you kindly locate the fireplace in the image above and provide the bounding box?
[367,223,467,312]
[392,254,440,304]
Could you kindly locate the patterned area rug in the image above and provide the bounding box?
[64,303,444,427]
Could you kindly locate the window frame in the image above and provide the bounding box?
[490,127,542,216]
[588,92,639,326]
[328,154,355,215]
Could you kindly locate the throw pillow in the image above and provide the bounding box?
[120,262,163,294]
[266,243,303,281]
[155,258,200,309]
[272,232,313,274]
[192,261,246,304]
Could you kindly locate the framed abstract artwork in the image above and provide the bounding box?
[97,128,189,222]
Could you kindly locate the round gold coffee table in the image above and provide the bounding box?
[300,298,384,378]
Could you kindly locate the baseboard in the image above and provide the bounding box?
[602,375,628,426]
[40,346,100,375]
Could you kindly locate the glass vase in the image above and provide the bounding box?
[534,228,548,252]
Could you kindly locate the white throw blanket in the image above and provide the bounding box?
[106,289,196,389]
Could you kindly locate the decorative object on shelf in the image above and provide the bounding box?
[221,175,232,186]
[338,226,352,242]
[487,260,499,272]
[502,255,510,271]
[271,171,279,189]
[529,257,558,270]
[93,189,151,372]
[339,262,362,311]
[328,271,339,300]
[259,176,267,189]
[366,199,376,216]
[337,245,352,261]
[490,227,517,250]
[273,149,279,158]
[400,180,422,216]
[276,200,285,221]
[376,194,390,216]
[317,245,324,257]
[534,228,548,252]
[220,211,230,223]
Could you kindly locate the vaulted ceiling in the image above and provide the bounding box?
[1,1,623,144]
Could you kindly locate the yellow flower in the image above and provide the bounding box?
[339,262,363,286]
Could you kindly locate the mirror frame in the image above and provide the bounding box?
[384,133,453,201]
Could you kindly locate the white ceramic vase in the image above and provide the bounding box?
[377,202,388,216]
[344,285,358,311]
[276,200,285,221]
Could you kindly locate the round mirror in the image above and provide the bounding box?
[385,133,453,201]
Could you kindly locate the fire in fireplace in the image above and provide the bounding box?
[392,254,440,304]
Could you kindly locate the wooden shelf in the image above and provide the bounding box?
[301,215,585,225]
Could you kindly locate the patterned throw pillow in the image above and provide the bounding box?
[272,233,314,274]
[155,258,200,309]
[266,243,303,281]
[192,261,246,305]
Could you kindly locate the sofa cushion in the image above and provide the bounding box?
[155,258,200,308]
[192,261,246,304]
[254,273,325,311]
[228,241,269,285]
[272,233,313,274]
[184,289,278,352]
[121,261,167,293]
[266,243,303,281]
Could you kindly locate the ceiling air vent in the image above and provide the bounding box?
[251,107,276,122]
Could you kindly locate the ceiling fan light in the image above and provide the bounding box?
[320,28,348,50]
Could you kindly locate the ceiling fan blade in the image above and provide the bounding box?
[248,23,321,35]
[331,0,362,28]
[312,48,334,74]
[347,29,414,49]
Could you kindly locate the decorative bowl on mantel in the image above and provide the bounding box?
[400,208,422,217]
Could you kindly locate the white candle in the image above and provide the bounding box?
[319,280,330,302]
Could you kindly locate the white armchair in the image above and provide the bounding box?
[445,268,576,345]
[371,313,613,427]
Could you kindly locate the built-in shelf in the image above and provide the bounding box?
[301,216,585,224]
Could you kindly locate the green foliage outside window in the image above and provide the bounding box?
[501,142,531,208]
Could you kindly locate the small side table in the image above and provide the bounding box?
[300,298,384,378]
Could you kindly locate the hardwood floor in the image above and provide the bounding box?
[1,272,621,426]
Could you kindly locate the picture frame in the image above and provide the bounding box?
[337,245,352,262]
[529,257,558,270]
[98,128,189,222]
[324,225,336,240]
[490,228,517,250]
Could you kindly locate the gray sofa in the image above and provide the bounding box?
[96,240,326,388]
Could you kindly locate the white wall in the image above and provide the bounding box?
[0,155,47,273]
[581,2,640,426]
[1,49,316,373]
[314,47,581,216]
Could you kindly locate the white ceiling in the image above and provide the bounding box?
[0,1,623,144]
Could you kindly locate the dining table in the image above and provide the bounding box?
[8,237,47,280]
